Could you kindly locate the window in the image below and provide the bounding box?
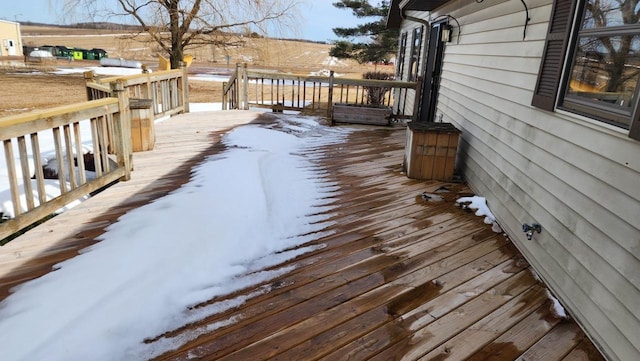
[532,0,640,140]
[408,26,424,82]
[397,32,408,79]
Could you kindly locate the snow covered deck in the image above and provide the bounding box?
[0,111,604,360]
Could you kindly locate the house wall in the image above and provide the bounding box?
[399,0,640,360]
[0,20,23,57]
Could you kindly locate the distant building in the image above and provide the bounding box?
[0,20,23,57]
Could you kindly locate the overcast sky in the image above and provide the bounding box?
[1,1,360,42]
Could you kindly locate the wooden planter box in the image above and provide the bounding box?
[130,98,155,152]
[404,122,460,181]
[332,103,392,126]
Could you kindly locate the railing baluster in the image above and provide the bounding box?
[90,117,103,178]
[63,124,77,189]
[261,78,265,106]
[303,80,307,109]
[17,136,34,210]
[3,139,21,216]
[291,78,295,108]
[30,133,46,205]
[312,82,317,109]
[99,116,110,173]
[52,127,68,194]
[297,78,301,109]
[73,122,87,185]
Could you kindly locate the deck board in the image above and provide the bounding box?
[0,111,605,361]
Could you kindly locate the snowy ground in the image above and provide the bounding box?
[0,106,353,360]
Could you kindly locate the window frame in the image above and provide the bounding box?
[408,26,424,82]
[397,32,408,79]
[532,0,640,140]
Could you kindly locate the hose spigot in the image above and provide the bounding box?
[522,223,541,240]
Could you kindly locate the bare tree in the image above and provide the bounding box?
[64,0,300,69]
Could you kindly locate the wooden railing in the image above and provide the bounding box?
[222,63,421,121]
[85,64,190,118]
[0,91,131,241]
[0,66,191,242]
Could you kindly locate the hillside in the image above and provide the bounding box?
[19,24,379,75]
[0,24,393,117]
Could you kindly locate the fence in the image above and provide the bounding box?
[0,67,190,242]
[0,93,129,241]
[222,63,422,122]
[85,64,190,117]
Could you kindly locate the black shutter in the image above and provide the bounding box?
[629,119,640,140]
[531,0,577,111]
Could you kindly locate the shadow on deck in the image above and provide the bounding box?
[0,111,604,360]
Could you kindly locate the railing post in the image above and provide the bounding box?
[142,64,152,98]
[111,79,133,180]
[242,63,249,110]
[327,70,335,124]
[84,70,96,101]
[235,63,242,110]
[181,62,190,113]
[412,76,424,122]
[222,82,228,110]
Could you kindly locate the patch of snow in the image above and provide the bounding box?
[190,73,232,82]
[188,103,223,112]
[54,66,146,76]
[309,68,344,77]
[456,195,503,233]
[545,289,568,319]
[321,56,347,67]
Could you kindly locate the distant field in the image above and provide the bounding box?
[19,25,382,75]
[0,25,393,117]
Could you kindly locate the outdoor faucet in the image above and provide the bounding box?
[522,223,542,240]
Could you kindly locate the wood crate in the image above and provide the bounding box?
[130,98,155,152]
[332,103,392,126]
[404,122,460,180]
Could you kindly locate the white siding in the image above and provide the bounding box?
[402,0,640,360]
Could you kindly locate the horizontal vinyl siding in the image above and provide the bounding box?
[427,0,640,360]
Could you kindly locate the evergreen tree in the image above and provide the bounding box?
[330,0,398,64]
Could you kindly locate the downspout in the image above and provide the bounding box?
[401,8,461,44]
[400,8,430,27]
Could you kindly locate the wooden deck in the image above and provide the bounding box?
[0,111,604,360]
